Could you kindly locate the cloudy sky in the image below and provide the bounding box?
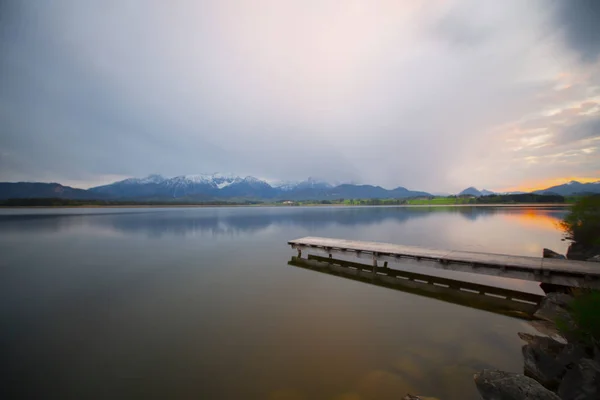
[1,0,599,192]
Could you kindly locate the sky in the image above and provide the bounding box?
[1,0,599,193]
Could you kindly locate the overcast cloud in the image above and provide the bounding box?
[1,0,599,192]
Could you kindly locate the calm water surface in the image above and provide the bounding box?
[0,206,569,399]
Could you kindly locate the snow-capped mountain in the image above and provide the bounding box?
[120,174,166,185]
[85,173,432,200]
[270,177,334,191]
[90,173,274,198]
[295,177,333,190]
[269,180,300,191]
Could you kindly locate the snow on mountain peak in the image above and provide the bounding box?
[211,172,237,180]
[181,174,213,183]
[269,180,300,191]
[297,177,333,189]
[242,176,267,185]
[140,174,166,183]
[120,174,166,185]
[210,173,239,189]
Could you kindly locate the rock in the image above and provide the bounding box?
[522,344,564,389]
[474,369,560,400]
[558,358,600,400]
[519,333,589,390]
[555,343,588,369]
[527,320,568,344]
[518,333,566,353]
[543,248,566,259]
[534,293,573,322]
[567,243,600,261]
[520,334,566,389]
[539,283,571,294]
[546,292,574,308]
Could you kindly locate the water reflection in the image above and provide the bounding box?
[502,208,563,231]
[288,255,542,319]
[0,205,569,399]
[0,206,567,238]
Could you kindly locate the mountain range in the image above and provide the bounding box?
[0,174,431,201]
[1,174,599,201]
[532,180,600,196]
[457,181,600,197]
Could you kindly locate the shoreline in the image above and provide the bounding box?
[0,203,571,209]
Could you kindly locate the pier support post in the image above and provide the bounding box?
[297,248,302,258]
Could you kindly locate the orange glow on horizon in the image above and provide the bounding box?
[498,176,600,193]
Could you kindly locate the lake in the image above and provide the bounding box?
[0,205,569,399]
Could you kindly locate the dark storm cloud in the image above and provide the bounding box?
[558,116,600,145]
[554,0,600,62]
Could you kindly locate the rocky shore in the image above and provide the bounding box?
[473,291,599,400]
[403,246,600,400]
[472,246,600,400]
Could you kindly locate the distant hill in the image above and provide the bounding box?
[0,182,100,200]
[458,181,600,197]
[459,187,481,196]
[458,187,495,197]
[1,173,432,201]
[533,180,600,196]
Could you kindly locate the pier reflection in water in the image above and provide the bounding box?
[288,255,542,319]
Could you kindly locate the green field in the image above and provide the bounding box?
[405,197,476,205]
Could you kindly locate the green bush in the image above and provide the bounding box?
[557,290,600,348]
[560,195,600,246]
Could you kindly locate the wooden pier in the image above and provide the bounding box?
[288,237,600,289]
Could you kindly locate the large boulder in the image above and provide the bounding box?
[518,333,566,352]
[474,370,560,400]
[526,320,568,344]
[543,248,566,259]
[519,334,566,389]
[519,333,589,390]
[534,293,573,323]
[558,358,600,400]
